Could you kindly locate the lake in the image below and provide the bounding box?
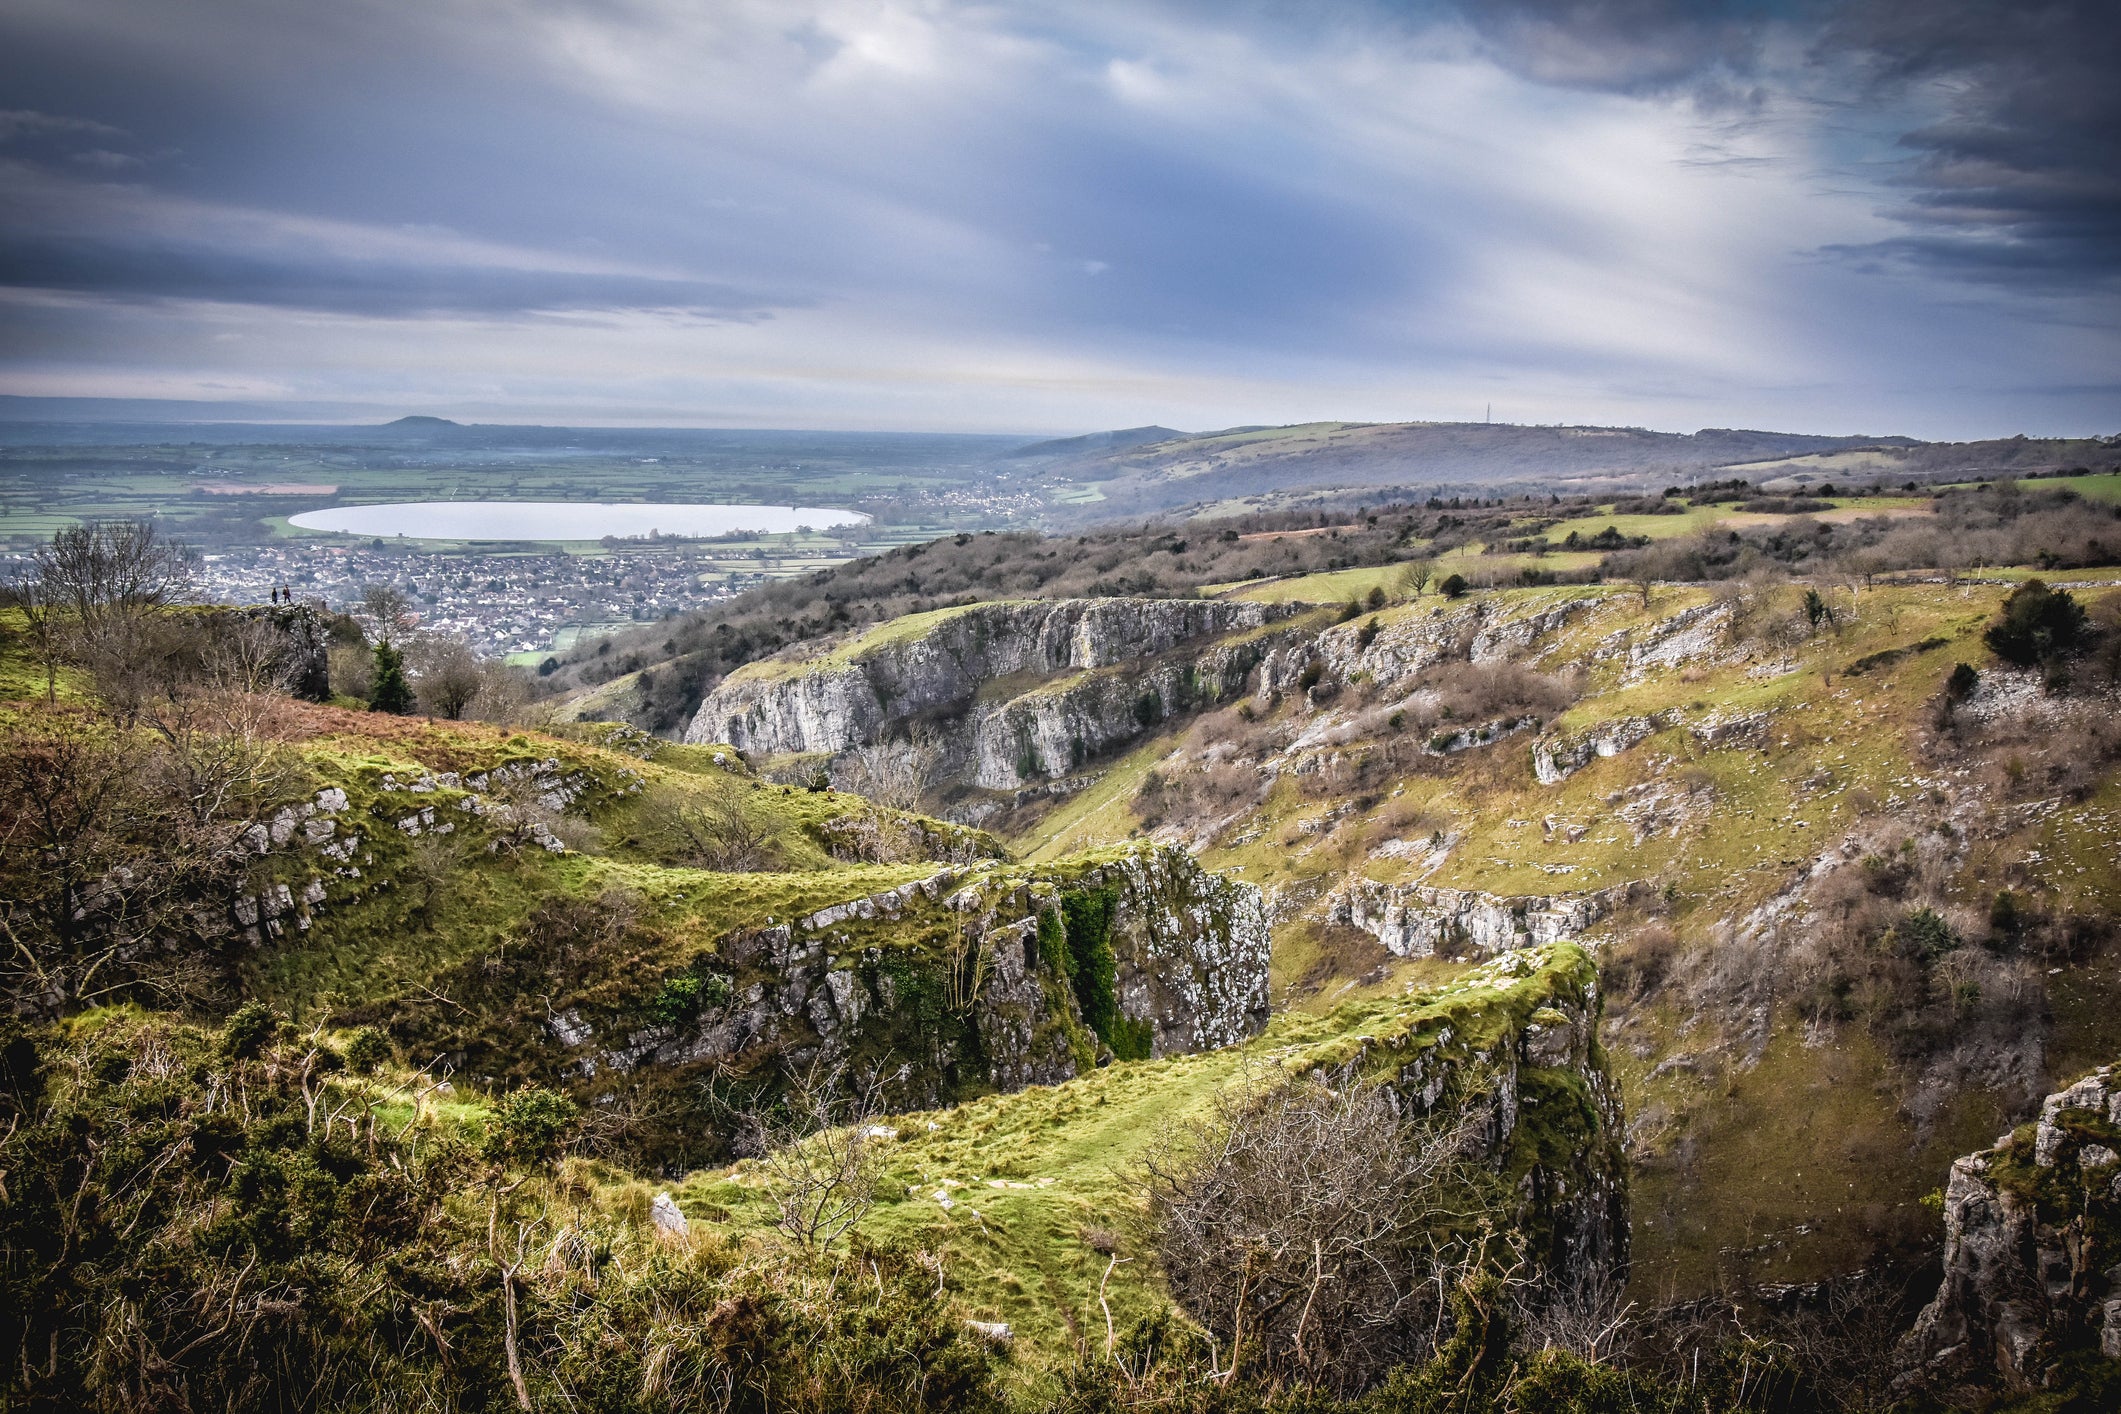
[287,500,869,541]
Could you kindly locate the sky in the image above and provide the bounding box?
[0,0,2116,439]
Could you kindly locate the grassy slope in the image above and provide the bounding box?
[665,944,1596,1381]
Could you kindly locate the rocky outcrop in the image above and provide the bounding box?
[685,597,1299,788]
[1331,879,1635,959]
[1296,944,1628,1289]
[1901,1062,2121,1391]
[553,841,1271,1110]
[1260,593,1601,697]
[1533,713,1673,784]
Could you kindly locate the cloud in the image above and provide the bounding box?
[1437,0,2121,287]
[0,0,2113,436]
[0,161,794,318]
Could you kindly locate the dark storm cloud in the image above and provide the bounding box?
[1440,0,2121,285]
[1824,0,2121,285]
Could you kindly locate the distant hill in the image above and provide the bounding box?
[1025,420,2118,520]
[1006,425,1185,459]
[380,415,463,429]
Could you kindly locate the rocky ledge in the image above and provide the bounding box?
[1331,879,1638,959]
[1295,943,1629,1290]
[553,841,1271,1109]
[1901,1061,2121,1391]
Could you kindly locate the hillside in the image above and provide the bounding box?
[1017,422,2120,521]
[6,486,2121,1408]
[617,494,2121,1401]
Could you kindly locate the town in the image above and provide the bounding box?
[194,540,808,657]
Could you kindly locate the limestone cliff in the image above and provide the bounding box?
[552,841,1271,1110]
[1330,879,1637,959]
[1902,1061,2121,1391]
[685,597,1300,788]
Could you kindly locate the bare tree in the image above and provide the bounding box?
[33,520,194,634]
[664,780,777,871]
[0,720,259,1013]
[1143,1066,1494,1394]
[2,569,64,702]
[837,727,943,811]
[741,1062,887,1251]
[408,636,483,719]
[203,613,303,699]
[358,583,415,644]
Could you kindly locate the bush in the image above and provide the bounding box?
[343,1026,392,1074]
[220,1000,277,1059]
[1438,573,1469,599]
[1146,1069,1493,1394]
[1984,578,2088,666]
[484,1086,580,1164]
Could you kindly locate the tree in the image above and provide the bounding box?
[664,780,776,870]
[2,570,62,702]
[1145,1068,1492,1394]
[410,636,482,719]
[1438,573,1469,600]
[1803,587,1836,632]
[0,720,258,1013]
[33,520,194,634]
[369,640,414,713]
[838,728,943,811]
[358,583,414,644]
[5,521,195,706]
[1984,579,2087,667]
[741,1062,886,1251]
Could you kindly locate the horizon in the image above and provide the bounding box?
[0,395,2042,447]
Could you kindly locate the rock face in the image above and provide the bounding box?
[1331,879,1635,959]
[198,603,331,701]
[1532,713,1672,785]
[1902,1061,2121,1390]
[1297,944,1628,1290]
[1259,594,1600,697]
[554,841,1272,1109]
[685,598,1299,788]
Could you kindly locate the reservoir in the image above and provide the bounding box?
[288,500,869,541]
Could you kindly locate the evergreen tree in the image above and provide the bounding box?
[368,640,414,714]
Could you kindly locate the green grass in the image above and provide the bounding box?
[670,943,1594,1373]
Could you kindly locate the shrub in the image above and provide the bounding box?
[1984,579,2088,666]
[1438,573,1468,599]
[484,1086,580,1164]
[220,1000,277,1059]
[343,1026,392,1074]
[1145,1069,1492,1394]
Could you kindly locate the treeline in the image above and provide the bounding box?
[1599,482,2121,586]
